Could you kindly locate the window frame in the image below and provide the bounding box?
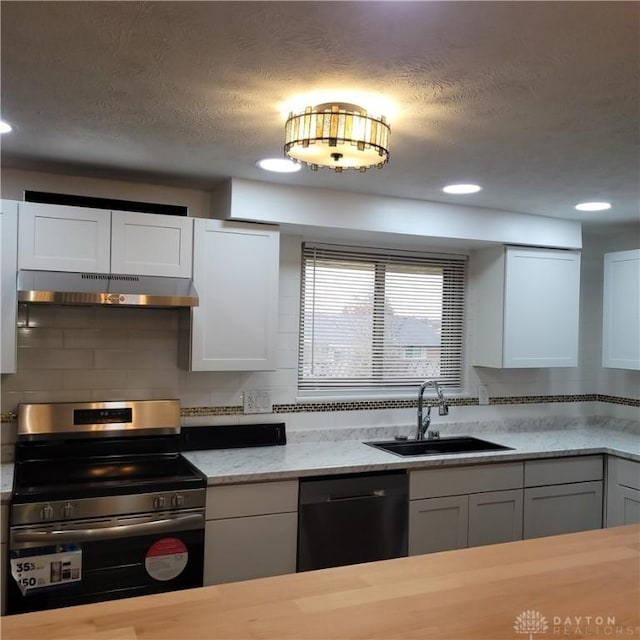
[297,243,467,396]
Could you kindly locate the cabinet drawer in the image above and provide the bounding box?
[410,462,523,500]
[609,457,640,491]
[524,455,602,487]
[206,480,298,519]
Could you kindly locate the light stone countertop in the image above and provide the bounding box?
[184,426,640,486]
[1,426,638,501]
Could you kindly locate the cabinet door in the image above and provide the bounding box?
[602,249,640,370]
[468,489,523,547]
[190,218,279,371]
[606,457,640,526]
[409,496,468,555]
[204,512,297,585]
[1,202,18,374]
[110,211,193,277]
[18,202,111,273]
[503,247,580,367]
[610,486,640,525]
[523,481,602,539]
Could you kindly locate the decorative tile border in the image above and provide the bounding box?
[597,394,640,407]
[181,406,244,417]
[1,394,638,423]
[177,393,639,416]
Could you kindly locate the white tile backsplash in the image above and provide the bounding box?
[94,349,158,370]
[63,328,125,349]
[17,327,64,349]
[62,369,126,391]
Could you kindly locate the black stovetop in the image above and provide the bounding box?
[12,434,206,504]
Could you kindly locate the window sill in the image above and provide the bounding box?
[295,390,471,404]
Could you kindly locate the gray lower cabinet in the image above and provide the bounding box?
[409,463,524,556]
[606,457,640,526]
[523,456,604,539]
[205,513,297,584]
[409,495,468,555]
[523,481,603,539]
[468,489,523,547]
[204,480,298,585]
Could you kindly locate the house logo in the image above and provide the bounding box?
[514,610,549,640]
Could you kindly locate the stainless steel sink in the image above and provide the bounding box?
[364,436,513,457]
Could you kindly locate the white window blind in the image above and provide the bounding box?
[299,244,466,392]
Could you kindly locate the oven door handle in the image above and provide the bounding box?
[12,513,204,544]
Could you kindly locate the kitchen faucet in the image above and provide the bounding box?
[416,380,449,441]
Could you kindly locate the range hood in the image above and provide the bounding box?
[17,270,199,308]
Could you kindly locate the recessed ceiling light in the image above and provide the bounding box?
[257,158,301,173]
[442,184,482,194]
[574,201,611,212]
[0,121,12,134]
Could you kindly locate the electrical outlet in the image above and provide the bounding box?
[478,384,490,406]
[243,389,273,414]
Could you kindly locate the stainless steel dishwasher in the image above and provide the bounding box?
[297,470,408,571]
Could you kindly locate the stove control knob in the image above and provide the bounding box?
[40,504,54,521]
[172,494,184,508]
[153,496,166,510]
[62,502,74,519]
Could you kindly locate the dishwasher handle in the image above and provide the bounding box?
[327,489,386,502]
[299,471,408,506]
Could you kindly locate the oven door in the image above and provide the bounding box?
[7,509,205,614]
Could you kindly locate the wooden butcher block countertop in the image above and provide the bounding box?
[3,525,639,640]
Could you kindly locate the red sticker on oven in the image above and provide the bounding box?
[145,537,188,582]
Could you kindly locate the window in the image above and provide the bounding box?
[298,244,466,393]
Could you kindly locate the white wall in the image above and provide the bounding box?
[0,168,212,218]
[216,178,583,250]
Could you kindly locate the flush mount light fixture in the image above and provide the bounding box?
[0,120,13,134]
[574,201,611,211]
[257,158,302,173]
[284,102,390,172]
[442,184,483,194]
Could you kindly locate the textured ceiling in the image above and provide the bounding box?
[1,1,639,228]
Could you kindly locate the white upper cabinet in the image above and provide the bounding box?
[17,203,193,277]
[602,249,640,370]
[18,202,111,273]
[187,218,279,371]
[110,211,193,277]
[1,200,19,374]
[472,245,581,368]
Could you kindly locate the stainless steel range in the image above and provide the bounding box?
[7,400,206,615]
